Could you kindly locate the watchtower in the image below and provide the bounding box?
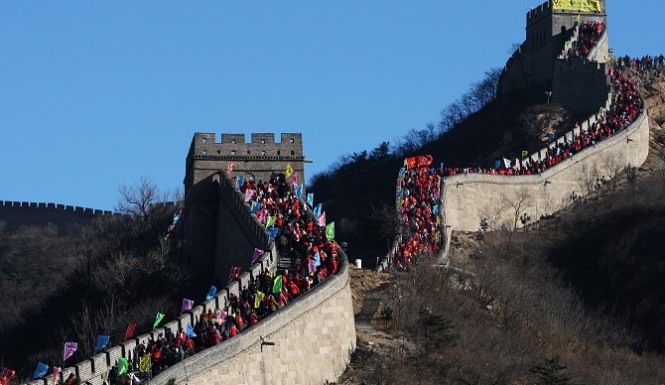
[182,133,307,276]
[499,0,608,104]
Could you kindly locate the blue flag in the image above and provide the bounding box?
[206,285,217,301]
[235,176,245,190]
[269,227,279,244]
[399,167,406,176]
[95,335,110,353]
[494,160,501,169]
[295,184,303,199]
[313,203,322,218]
[251,201,260,214]
[306,193,314,207]
[32,362,49,380]
[432,205,439,215]
[186,324,197,338]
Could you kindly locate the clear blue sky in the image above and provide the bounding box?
[1,1,662,211]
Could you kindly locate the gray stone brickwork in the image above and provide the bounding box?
[440,108,649,237]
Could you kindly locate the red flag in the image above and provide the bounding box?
[404,157,417,169]
[124,322,137,341]
[52,366,61,385]
[229,266,242,281]
[417,154,433,167]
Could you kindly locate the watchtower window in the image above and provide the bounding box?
[260,139,265,144]
[231,139,236,144]
[202,149,207,155]
[261,150,266,156]
[201,138,207,144]
[231,150,237,156]
[561,26,566,34]
[246,150,251,155]
[277,150,281,156]
[289,138,295,143]
[291,150,295,156]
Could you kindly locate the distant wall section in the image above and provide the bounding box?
[441,109,649,234]
[0,201,115,230]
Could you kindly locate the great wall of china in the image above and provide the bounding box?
[5,1,656,384]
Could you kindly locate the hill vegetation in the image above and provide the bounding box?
[0,179,201,382]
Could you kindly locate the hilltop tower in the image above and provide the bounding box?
[182,133,306,276]
[499,0,609,115]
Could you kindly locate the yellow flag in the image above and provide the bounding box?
[285,164,294,179]
[139,355,151,372]
[254,291,265,308]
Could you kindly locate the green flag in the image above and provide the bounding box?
[266,215,275,228]
[118,357,129,376]
[273,275,283,294]
[153,312,165,328]
[325,221,335,240]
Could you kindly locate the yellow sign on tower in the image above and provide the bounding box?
[551,0,602,13]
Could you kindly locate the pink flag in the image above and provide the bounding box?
[181,298,194,313]
[252,248,264,264]
[63,342,78,361]
[244,189,255,203]
[226,162,236,175]
[289,172,298,186]
[318,212,326,227]
[52,367,61,384]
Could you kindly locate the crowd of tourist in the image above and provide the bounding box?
[615,54,665,73]
[441,69,641,177]
[563,22,605,60]
[50,174,342,385]
[390,65,642,270]
[394,166,444,269]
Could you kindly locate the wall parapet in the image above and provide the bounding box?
[0,201,116,217]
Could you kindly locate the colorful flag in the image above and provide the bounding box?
[521,150,529,159]
[252,248,264,264]
[52,366,61,385]
[124,322,137,341]
[229,266,242,281]
[254,291,265,308]
[226,162,236,175]
[63,341,78,361]
[117,357,129,376]
[494,160,501,169]
[139,356,151,373]
[235,175,245,190]
[266,215,275,228]
[432,205,439,215]
[325,222,335,240]
[404,157,416,169]
[417,154,433,167]
[306,193,314,207]
[314,251,321,267]
[318,212,326,227]
[503,158,511,169]
[285,164,294,179]
[153,312,165,329]
[244,189,255,203]
[251,201,260,214]
[186,324,197,338]
[289,172,298,186]
[269,227,279,244]
[181,298,194,313]
[206,285,217,301]
[295,184,303,199]
[32,362,48,380]
[272,275,283,294]
[514,158,521,171]
[313,203,322,218]
[95,335,110,353]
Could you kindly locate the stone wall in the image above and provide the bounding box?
[141,256,355,385]
[0,201,116,229]
[441,109,649,234]
[23,246,279,385]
